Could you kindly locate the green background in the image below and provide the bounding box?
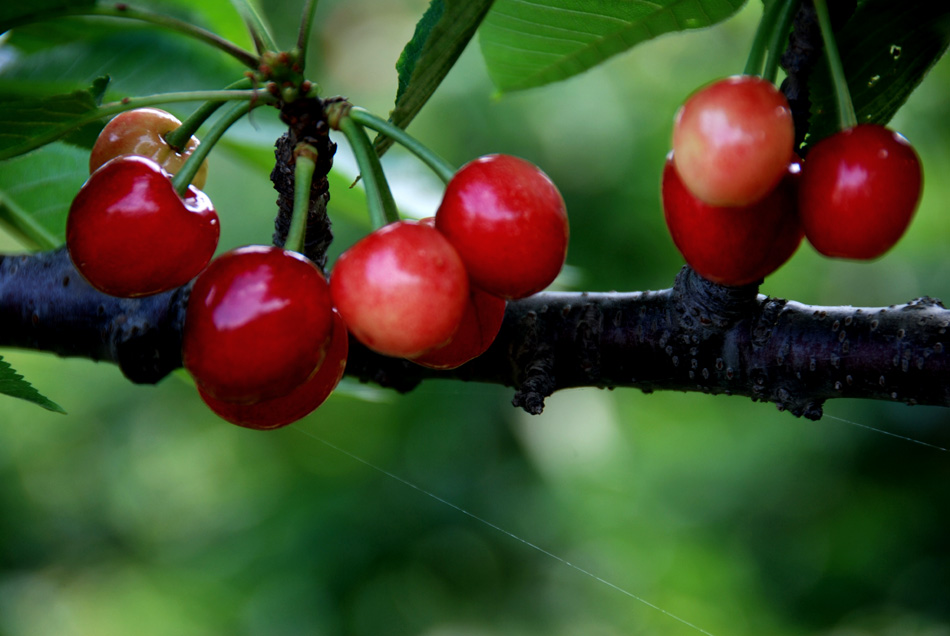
[2,1,950,634]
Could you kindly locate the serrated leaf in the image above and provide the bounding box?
[375,0,495,155]
[0,80,107,157]
[806,0,950,146]
[0,143,87,249]
[0,0,93,33]
[479,0,747,93]
[0,355,66,414]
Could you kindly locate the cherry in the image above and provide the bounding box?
[672,75,794,206]
[90,107,209,189]
[662,153,804,287]
[435,154,569,300]
[329,219,469,358]
[66,155,219,297]
[798,124,923,260]
[198,309,348,430]
[409,285,506,369]
[183,245,334,403]
[407,219,506,370]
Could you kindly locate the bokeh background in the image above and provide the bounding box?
[2,1,949,634]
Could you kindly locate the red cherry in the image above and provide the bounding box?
[90,108,209,189]
[798,124,923,260]
[198,310,348,430]
[410,284,506,370]
[66,155,219,297]
[662,153,804,287]
[330,220,469,358]
[435,154,569,300]
[183,245,334,403]
[409,217,506,370]
[672,75,794,206]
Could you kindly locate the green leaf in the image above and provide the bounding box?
[0,355,66,414]
[0,0,93,32]
[375,0,495,154]
[806,0,950,145]
[0,143,87,250]
[479,0,748,93]
[0,78,110,157]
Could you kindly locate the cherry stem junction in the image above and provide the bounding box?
[336,114,401,229]
[812,0,858,130]
[286,144,319,254]
[165,78,254,151]
[171,100,255,195]
[347,108,456,185]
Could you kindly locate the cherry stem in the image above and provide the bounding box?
[337,116,400,229]
[347,108,456,184]
[743,0,783,76]
[762,0,801,83]
[230,0,279,54]
[0,89,275,162]
[171,100,255,195]
[286,144,318,254]
[165,78,253,151]
[812,0,857,130]
[296,0,320,69]
[4,5,260,69]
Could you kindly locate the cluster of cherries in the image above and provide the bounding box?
[662,75,923,287]
[65,109,569,430]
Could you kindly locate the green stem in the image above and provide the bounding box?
[229,0,279,53]
[0,90,274,162]
[286,145,318,254]
[348,108,456,184]
[762,0,802,83]
[4,5,259,69]
[296,0,321,68]
[171,100,254,195]
[812,0,857,129]
[337,117,400,229]
[743,0,782,76]
[165,78,253,150]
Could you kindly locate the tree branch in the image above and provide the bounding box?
[2,248,948,419]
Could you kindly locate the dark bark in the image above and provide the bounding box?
[2,248,949,419]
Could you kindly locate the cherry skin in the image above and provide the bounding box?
[672,75,794,206]
[662,153,804,287]
[407,219,506,369]
[90,107,209,189]
[198,310,348,430]
[435,154,569,300]
[409,285,506,369]
[66,155,219,297]
[798,124,923,260]
[183,245,334,403]
[330,219,469,358]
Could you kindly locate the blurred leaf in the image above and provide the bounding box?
[479,0,747,93]
[375,0,495,155]
[807,0,950,145]
[1,20,247,102]
[0,355,66,413]
[0,78,108,157]
[0,0,93,32]
[0,144,87,249]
